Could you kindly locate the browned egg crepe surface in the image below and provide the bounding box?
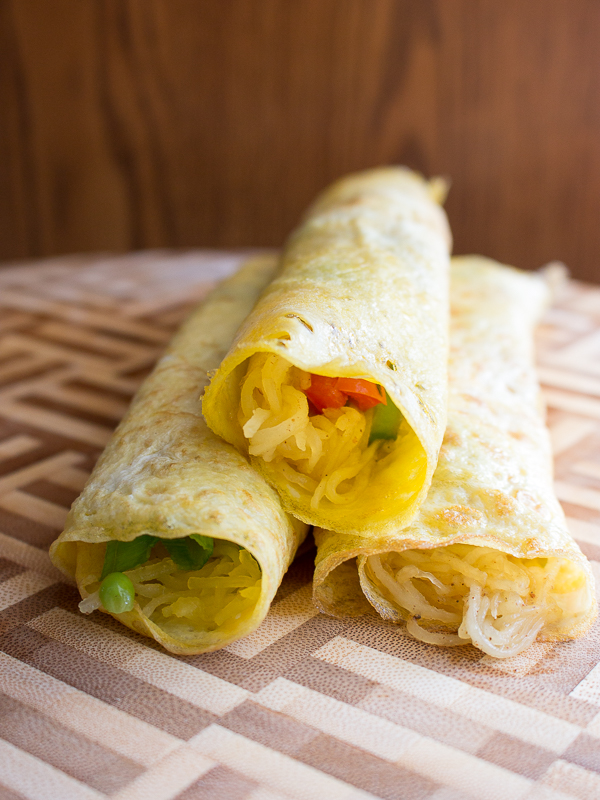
[314,257,596,658]
[51,256,307,655]
[203,167,451,535]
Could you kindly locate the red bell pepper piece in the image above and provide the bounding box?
[304,375,386,412]
[336,378,387,411]
[305,374,347,412]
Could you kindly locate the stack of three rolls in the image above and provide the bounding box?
[51,167,596,656]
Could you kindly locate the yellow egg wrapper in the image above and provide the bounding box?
[50,256,307,655]
[203,167,451,534]
[314,257,596,657]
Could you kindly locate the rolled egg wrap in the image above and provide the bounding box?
[314,257,596,658]
[203,167,451,534]
[50,256,307,655]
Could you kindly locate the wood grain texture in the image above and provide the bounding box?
[1,0,600,281]
[0,251,599,800]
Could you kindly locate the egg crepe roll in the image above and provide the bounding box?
[203,167,451,535]
[50,256,307,655]
[314,257,596,658]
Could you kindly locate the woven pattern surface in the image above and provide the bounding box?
[0,251,599,800]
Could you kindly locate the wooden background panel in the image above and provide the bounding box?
[1,0,600,282]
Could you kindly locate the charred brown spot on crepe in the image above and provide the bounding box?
[432,506,484,528]
[484,490,518,518]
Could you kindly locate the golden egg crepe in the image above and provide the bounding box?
[50,255,307,655]
[203,167,451,535]
[314,257,596,658]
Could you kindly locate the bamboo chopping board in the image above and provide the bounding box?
[0,250,599,800]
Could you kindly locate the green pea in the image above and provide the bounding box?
[99,572,135,614]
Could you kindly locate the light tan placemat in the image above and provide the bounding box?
[0,250,599,800]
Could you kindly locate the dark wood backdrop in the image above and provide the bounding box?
[2,0,600,282]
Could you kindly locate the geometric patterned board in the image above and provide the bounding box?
[0,252,599,800]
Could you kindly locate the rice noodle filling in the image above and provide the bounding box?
[239,352,388,509]
[79,540,262,634]
[365,545,591,658]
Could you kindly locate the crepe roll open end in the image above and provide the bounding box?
[62,537,264,650]
[313,257,597,658]
[203,167,451,534]
[228,350,428,528]
[50,255,308,655]
[360,546,594,658]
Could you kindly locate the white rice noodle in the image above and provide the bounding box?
[460,584,544,658]
[238,352,382,508]
[366,545,590,659]
[142,591,180,618]
[79,590,101,614]
[243,408,270,438]
[369,555,461,624]
[406,616,465,647]
[126,558,177,583]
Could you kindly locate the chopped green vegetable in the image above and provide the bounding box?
[163,534,214,570]
[369,390,403,444]
[99,572,135,613]
[190,534,214,555]
[101,535,158,579]
[100,534,215,580]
